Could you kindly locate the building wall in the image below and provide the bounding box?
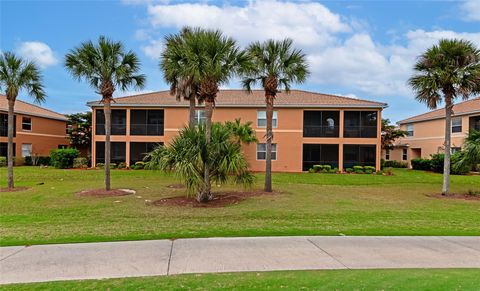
[91,106,383,172]
[383,113,479,165]
[0,113,69,164]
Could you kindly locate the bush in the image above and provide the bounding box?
[345,168,353,173]
[382,167,394,176]
[73,157,88,168]
[382,160,408,168]
[364,166,376,173]
[96,163,104,168]
[353,165,364,174]
[0,156,6,167]
[133,161,145,170]
[110,163,117,169]
[25,156,51,166]
[24,156,33,166]
[411,158,432,171]
[50,149,79,169]
[117,162,126,169]
[430,154,444,173]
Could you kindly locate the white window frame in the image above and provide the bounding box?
[256,143,277,160]
[22,117,32,131]
[452,117,462,133]
[21,144,32,157]
[406,124,414,137]
[194,110,206,125]
[257,111,278,128]
[402,148,408,161]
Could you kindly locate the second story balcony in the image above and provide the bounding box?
[303,111,340,138]
[343,125,377,138]
[130,123,164,136]
[95,109,126,136]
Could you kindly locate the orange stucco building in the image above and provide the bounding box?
[384,97,480,165]
[0,95,69,164]
[88,90,387,172]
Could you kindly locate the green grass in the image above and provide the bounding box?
[0,167,479,246]
[2,269,480,290]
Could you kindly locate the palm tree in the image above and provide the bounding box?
[160,27,201,127]
[409,39,480,195]
[169,27,250,201]
[225,118,258,146]
[65,36,146,191]
[0,52,45,189]
[453,130,480,173]
[145,123,254,201]
[242,39,309,192]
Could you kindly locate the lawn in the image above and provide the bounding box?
[2,269,480,290]
[0,167,479,246]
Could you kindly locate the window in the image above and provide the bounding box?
[452,117,462,133]
[22,117,31,131]
[95,142,126,164]
[402,149,408,161]
[470,116,480,131]
[385,149,390,160]
[257,111,278,128]
[256,143,277,160]
[0,113,9,136]
[195,110,206,125]
[95,109,127,135]
[303,111,340,137]
[343,111,377,138]
[302,144,339,171]
[406,124,414,137]
[343,144,376,168]
[0,142,16,159]
[21,144,32,157]
[130,110,164,136]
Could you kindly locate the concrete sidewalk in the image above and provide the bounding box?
[1,236,479,284]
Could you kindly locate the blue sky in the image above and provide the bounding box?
[1,0,479,122]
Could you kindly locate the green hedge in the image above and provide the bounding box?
[50,149,79,169]
[382,160,408,168]
[411,153,469,175]
[0,156,6,167]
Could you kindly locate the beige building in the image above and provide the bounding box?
[88,90,387,172]
[0,95,69,164]
[384,97,480,164]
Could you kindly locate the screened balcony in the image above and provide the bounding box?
[130,110,164,136]
[303,111,340,138]
[95,109,127,135]
[130,142,162,164]
[95,142,126,164]
[302,144,339,171]
[343,111,378,138]
[343,144,376,168]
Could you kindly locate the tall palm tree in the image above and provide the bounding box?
[65,36,146,191]
[409,39,480,195]
[160,27,201,127]
[242,39,309,192]
[170,27,250,201]
[0,52,46,189]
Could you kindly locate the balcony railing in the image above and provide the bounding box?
[95,123,126,135]
[130,123,164,136]
[303,126,339,138]
[343,126,377,138]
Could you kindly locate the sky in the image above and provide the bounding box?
[1,0,479,122]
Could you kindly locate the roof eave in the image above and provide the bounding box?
[398,109,480,125]
[86,102,387,109]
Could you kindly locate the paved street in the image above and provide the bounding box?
[1,236,479,284]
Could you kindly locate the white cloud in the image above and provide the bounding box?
[16,41,58,68]
[147,0,350,48]
[141,39,164,59]
[460,0,480,21]
[114,89,154,97]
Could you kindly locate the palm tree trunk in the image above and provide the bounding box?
[7,99,15,189]
[188,97,196,128]
[198,99,213,202]
[264,94,274,192]
[104,101,112,191]
[442,97,453,196]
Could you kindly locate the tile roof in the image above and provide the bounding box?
[0,95,67,121]
[87,89,387,108]
[398,97,480,124]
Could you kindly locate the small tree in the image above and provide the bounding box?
[408,39,480,195]
[0,52,46,189]
[66,112,92,156]
[381,119,407,149]
[145,123,254,202]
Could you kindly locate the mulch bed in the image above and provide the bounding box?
[0,186,29,193]
[154,191,278,208]
[428,193,480,201]
[76,188,136,197]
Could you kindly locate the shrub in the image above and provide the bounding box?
[331,168,338,173]
[308,168,315,173]
[110,163,117,169]
[382,160,408,168]
[36,156,51,166]
[364,166,376,173]
[50,148,79,169]
[117,162,127,169]
[411,158,432,171]
[382,167,394,176]
[96,163,104,168]
[73,157,88,168]
[0,156,6,167]
[430,154,444,173]
[133,161,145,170]
[312,165,322,172]
[353,165,364,174]
[345,168,353,173]
[24,156,33,166]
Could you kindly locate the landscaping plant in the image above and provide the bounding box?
[50,149,79,169]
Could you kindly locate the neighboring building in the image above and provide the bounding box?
[87,90,387,172]
[384,97,480,165]
[0,95,69,164]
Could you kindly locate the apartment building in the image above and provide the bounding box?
[87,90,387,172]
[384,97,480,164]
[0,95,69,163]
